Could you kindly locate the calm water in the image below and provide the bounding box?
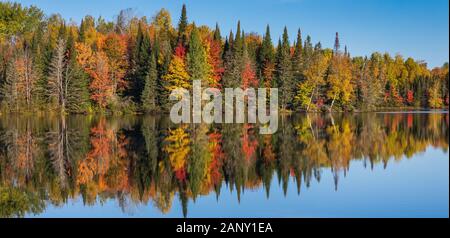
[0,112,448,218]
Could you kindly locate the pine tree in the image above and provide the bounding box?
[186,24,209,83]
[128,23,152,102]
[258,25,275,88]
[222,22,245,89]
[141,50,158,112]
[276,27,294,110]
[334,32,340,53]
[213,23,221,41]
[233,21,243,56]
[293,29,303,75]
[66,31,91,113]
[177,4,188,45]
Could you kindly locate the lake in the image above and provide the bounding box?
[0,111,448,218]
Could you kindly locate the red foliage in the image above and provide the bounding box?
[385,86,403,105]
[209,132,224,185]
[241,124,258,162]
[406,90,414,104]
[262,61,275,88]
[393,91,403,104]
[206,37,224,88]
[407,114,413,128]
[241,62,258,89]
[316,97,324,108]
[174,43,186,59]
[175,167,187,182]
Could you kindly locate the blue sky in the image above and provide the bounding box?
[10,0,449,68]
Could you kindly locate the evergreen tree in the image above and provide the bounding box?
[131,23,152,103]
[258,25,275,88]
[213,23,221,41]
[177,4,188,45]
[141,51,158,112]
[334,32,340,53]
[66,31,90,113]
[293,29,303,75]
[186,24,209,83]
[233,21,243,56]
[276,27,294,110]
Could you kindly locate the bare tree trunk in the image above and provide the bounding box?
[306,85,316,112]
[330,92,338,112]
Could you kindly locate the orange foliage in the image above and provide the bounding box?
[262,62,275,88]
[241,61,258,89]
[87,119,112,175]
[241,124,258,162]
[206,37,224,88]
[76,42,114,108]
[208,131,224,185]
[102,33,129,93]
[262,135,276,163]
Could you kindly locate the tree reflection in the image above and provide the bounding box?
[0,112,448,217]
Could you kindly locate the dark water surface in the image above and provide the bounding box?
[0,112,448,217]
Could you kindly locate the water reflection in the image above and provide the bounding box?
[0,112,448,217]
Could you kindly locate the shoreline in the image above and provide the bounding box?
[1,107,448,117]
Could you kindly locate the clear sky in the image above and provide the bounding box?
[10,0,449,68]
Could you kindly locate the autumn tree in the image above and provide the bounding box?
[102,33,128,97]
[205,32,224,88]
[295,41,331,111]
[48,38,70,112]
[76,42,113,109]
[326,34,354,111]
[241,40,258,89]
[163,43,190,92]
[1,45,39,111]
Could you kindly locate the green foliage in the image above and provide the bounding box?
[0,187,45,217]
[141,51,158,112]
[187,25,209,82]
[276,27,294,110]
[0,2,43,41]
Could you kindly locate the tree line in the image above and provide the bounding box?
[0,2,448,114]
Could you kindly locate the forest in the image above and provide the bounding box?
[0,2,449,114]
[0,112,448,217]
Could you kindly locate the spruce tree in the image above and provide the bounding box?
[177,4,188,45]
[276,27,294,110]
[66,32,91,113]
[187,24,208,82]
[213,23,221,41]
[141,51,158,112]
[233,21,243,56]
[258,25,275,87]
[131,23,152,103]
